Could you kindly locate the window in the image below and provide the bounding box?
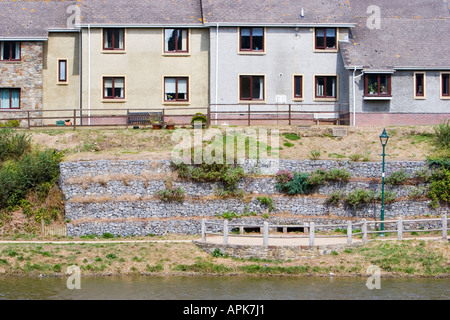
[442,73,450,98]
[240,28,264,52]
[164,77,188,102]
[365,74,391,96]
[0,41,21,61]
[240,75,265,101]
[58,60,67,82]
[164,29,188,53]
[0,89,20,109]
[293,75,303,99]
[414,73,425,99]
[315,28,336,50]
[103,77,125,99]
[103,29,125,50]
[315,76,337,99]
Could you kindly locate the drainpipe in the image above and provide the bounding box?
[78,28,82,125]
[88,24,91,126]
[352,67,364,127]
[215,23,219,125]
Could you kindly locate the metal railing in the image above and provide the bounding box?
[201,215,448,247]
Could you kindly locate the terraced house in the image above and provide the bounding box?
[0,0,449,127]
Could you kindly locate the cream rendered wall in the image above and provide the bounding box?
[81,27,209,118]
[42,32,80,124]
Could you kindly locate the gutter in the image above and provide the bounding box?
[88,24,91,126]
[352,68,364,127]
[215,23,219,125]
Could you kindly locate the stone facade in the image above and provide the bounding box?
[0,42,43,126]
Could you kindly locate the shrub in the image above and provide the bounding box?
[276,172,312,195]
[349,153,363,162]
[283,133,301,141]
[155,187,185,202]
[0,129,31,162]
[325,168,351,182]
[283,142,294,148]
[309,150,321,160]
[190,113,207,126]
[385,170,410,185]
[376,190,397,204]
[432,120,450,149]
[427,168,450,208]
[325,190,346,206]
[257,196,275,212]
[275,170,293,185]
[344,189,375,208]
[307,169,327,185]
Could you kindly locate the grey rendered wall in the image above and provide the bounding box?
[209,26,349,112]
[353,70,450,113]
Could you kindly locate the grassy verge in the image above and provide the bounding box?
[0,238,448,278]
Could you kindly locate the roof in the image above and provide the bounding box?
[0,1,69,38]
[340,0,450,69]
[79,0,204,26]
[201,0,354,25]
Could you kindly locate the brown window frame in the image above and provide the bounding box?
[164,77,189,102]
[0,41,21,61]
[103,28,125,51]
[103,77,125,100]
[0,88,21,109]
[364,74,392,97]
[164,28,189,53]
[315,28,337,50]
[58,59,67,82]
[294,75,303,99]
[239,75,265,101]
[442,73,450,97]
[315,76,337,99]
[239,27,265,52]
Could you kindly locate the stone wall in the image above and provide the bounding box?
[0,42,43,126]
[60,159,448,237]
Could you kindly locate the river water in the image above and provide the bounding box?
[0,275,448,300]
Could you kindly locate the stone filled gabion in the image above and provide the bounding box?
[60,159,448,237]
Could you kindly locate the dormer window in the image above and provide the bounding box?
[315,28,336,50]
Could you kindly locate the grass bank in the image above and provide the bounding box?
[0,238,448,278]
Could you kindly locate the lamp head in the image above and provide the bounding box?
[379,129,389,146]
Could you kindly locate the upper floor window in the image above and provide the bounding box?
[365,74,391,96]
[315,28,336,50]
[103,77,125,99]
[58,59,67,83]
[103,29,125,51]
[240,75,265,101]
[0,42,21,61]
[315,76,337,99]
[0,88,20,109]
[442,73,450,98]
[164,29,188,53]
[240,28,264,52]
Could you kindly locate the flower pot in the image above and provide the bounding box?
[153,124,162,130]
[166,124,175,130]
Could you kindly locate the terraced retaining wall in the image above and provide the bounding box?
[60,160,448,237]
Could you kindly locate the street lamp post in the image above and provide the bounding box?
[379,129,389,236]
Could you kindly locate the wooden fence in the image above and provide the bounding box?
[0,103,350,130]
[201,215,448,247]
[41,222,67,237]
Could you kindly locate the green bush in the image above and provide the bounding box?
[385,169,410,185]
[276,172,312,195]
[325,190,346,206]
[325,168,351,182]
[257,196,275,212]
[428,168,450,208]
[309,150,321,160]
[0,129,31,162]
[432,120,450,149]
[190,113,207,126]
[0,149,63,209]
[344,189,375,208]
[155,187,185,202]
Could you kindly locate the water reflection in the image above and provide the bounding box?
[0,276,448,300]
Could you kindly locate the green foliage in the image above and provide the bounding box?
[172,161,246,192]
[257,196,275,212]
[283,133,301,141]
[218,211,240,220]
[325,190,346,206]
[344,189,375,208]
[325,168,351,182]
[102,232,115,239]
[385,169,410,185]
[0,120,20,128]
[432,120,450,149]
[349,153,363,162]
[212,248,224,258]
[376,190,397,204]
[276,171,312,195]
[190,113,207,126]
[283,142,294,148]
[155,187,185,202]
[427,168,450,208]
[309,150,321,160]
[0,129,31,162]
